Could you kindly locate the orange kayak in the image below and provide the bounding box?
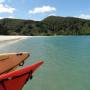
[0,52,29,75]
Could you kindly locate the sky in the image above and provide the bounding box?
[0,0,90,20]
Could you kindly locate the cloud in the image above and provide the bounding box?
[29,5,56,14]
[77,14,90,19]
[0,16,15,19]
[0,0,5,3]
[0,4,16,13]
[0,16,3,19]
[8,16,15,18]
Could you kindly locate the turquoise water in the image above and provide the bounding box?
[0,36,90,90]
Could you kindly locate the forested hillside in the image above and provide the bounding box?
[0,16,90,35]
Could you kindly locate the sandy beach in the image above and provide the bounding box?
[0,36,30,41]
[0,36,30,48]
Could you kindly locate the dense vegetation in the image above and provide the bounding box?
[0,16,90,35]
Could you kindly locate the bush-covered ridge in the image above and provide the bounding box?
[0,16,90,35]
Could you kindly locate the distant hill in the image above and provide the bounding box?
[0,16,90,35]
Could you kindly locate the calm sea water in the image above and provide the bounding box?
[0,36,90,90]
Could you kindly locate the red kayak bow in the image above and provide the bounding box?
[0,61,44,90]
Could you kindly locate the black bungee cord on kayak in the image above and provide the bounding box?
[19,61,25,66]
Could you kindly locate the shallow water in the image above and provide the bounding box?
[0,36,90,90]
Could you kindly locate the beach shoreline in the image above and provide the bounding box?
[0,36,31,48]
[0,36,30,41]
